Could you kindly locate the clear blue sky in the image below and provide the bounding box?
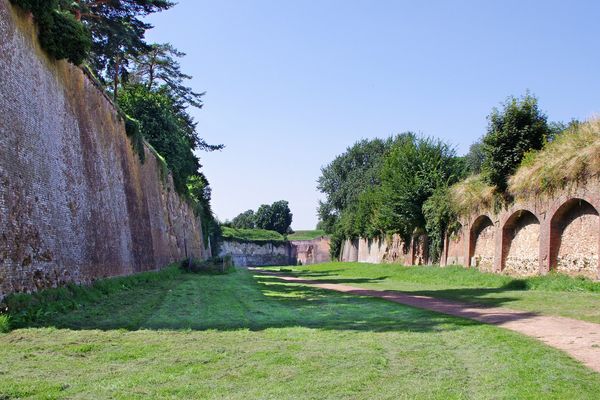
[146,0,600,229]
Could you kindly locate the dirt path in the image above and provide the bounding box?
[253,269,600,373]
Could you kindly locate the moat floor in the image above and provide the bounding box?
[2,268,600,399]
[256,269,600,373]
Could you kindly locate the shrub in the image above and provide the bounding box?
[482,93,549,191]
[180,256,235,275]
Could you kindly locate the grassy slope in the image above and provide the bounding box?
[264,262,600,324]
[2,269,600,398]
[221,226,284,241]
[288,230,327,241]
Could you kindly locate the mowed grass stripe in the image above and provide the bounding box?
[1,268,600,398]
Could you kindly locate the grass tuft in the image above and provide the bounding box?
[509,118,600,199]
[449,175,497,216]
[0,314,10,333]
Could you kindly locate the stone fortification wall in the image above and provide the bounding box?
[339,234,427,266]
[441,180,600,279]
[0,1,207,299]
[220,237,331,267]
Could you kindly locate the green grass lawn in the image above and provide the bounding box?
[263,262,600,324]
[288,229,327,241]
[1,267,600,398]
[221,226,285,242]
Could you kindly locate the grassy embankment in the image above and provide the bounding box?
[264,262,600,324]
[221,226,285,242]
[2,266,600,398]
[287,230,327,241]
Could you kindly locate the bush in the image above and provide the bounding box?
[10,0,90,64]
[482,93,549,191]
[0,314,10,333]
[180,256,235,275]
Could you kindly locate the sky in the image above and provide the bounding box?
[146,0,600,229]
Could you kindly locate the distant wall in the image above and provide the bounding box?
[291,237,330,265]
[0,1,207,299]
[339,234,427,266]
[220,237,331,267]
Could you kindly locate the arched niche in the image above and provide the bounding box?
[469,215,495,272]
[502,210,540,276]
[550,198,599,279]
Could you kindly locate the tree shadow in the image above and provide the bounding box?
[8,271,521,334]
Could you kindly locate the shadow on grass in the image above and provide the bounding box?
[7,269,542,334]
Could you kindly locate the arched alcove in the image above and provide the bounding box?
[502,210,540,276]
[470,216,495,272]
[550,198,599,278]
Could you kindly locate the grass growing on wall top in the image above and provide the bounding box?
[287,230,327,241]
[509,118,600,199]
[449,174,497,216]
[221,226,285,242]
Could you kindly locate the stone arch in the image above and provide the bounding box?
[502,210,540,276]
[550,198,599,279]
[469,215,495,272]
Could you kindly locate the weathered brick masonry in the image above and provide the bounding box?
[0,2,207,299]
[443,182,600,279]
[339,186,600,279]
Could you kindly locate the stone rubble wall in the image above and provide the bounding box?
[441,179,600,279]
[220,237,331,267]
[0,1,207,299]
[339,234,426,266]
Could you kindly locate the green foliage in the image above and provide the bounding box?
[482,93,550,191]
[231,209,256,229]
[124,115,145,162]
[118,84,199,193]
[180,256,235,275]
[422,186,460,262]
[0,314,10,333]
[10,0,91,64]
[464,139,485,174]
[377,135,465,242]
[254,201,293,235]
[317,137,396,233]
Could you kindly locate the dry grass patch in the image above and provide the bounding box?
[509,118,600,199]
[449,174,496,216]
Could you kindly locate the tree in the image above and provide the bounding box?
[118,84,200,193]
[377,135,464,242]
[317,137,397,233]
[131,43,204,109]
[465,139,485,175]
[232,210,256,229]
[66,0,174,98]
[269,200,293,235]
[254,204,273,231]
[482,94,550,191]
[253,201,293,234]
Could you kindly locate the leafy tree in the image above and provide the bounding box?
[66,0,174,98]
[482,94,549,191]
[465,139,485,175]
[131,43,204,109]
[269,200,293,235]
[377,135,464,242]
[317,137,396,233]
[118,84,199,192]
[422,186,460,262]
[253,201,293,234]
[254,204,273,231]
[231,210,256,229]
